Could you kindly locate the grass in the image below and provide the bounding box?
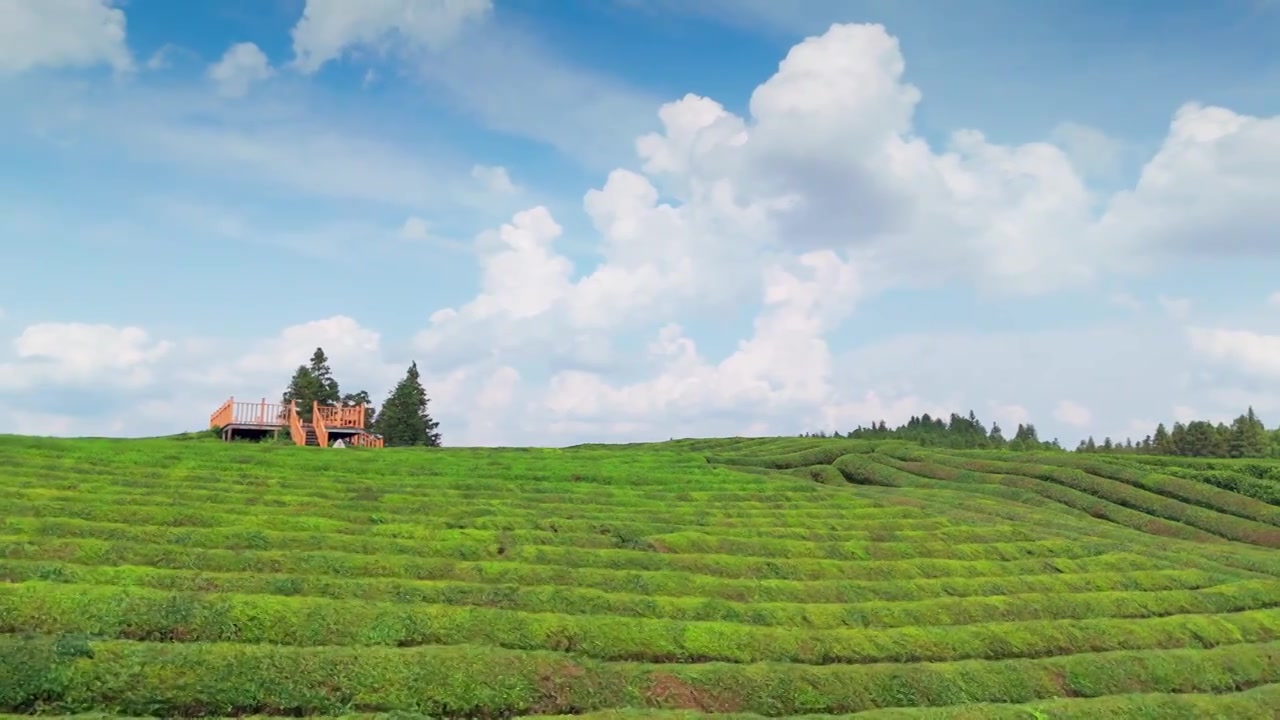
[1,435,1279,718]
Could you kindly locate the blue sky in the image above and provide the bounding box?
[1,0,1278,445]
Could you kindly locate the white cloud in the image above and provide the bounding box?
[1187,327,1280,378]
[628,24,1098,293]
[412,23,1109,380]
[543,249,867,430]
[0,315,545,445]
[1095,103,1280,258]
[0,0,132,75]
[471,164,518,194]
[208,42,273,98]
[219,316,391,390]
[1267,291,1280,308]
[1053,400,1094,428]
[0,323,171,390]
[403,22,1280,443]
[290,0,492,73]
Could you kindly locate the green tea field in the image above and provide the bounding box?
[2,434,1279,718]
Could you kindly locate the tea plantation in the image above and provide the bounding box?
[1,433,1278,718]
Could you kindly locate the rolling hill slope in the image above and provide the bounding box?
[1,434,1278,718]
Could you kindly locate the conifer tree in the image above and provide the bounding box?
[373,361,442,447]
[280,348,343,422]
[988,422,1006,447]
[308,348,341,406]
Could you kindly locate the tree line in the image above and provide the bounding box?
[801,412,1064,451]
[281,348,441,447]
[1075,408,1272,458]
[801,407,1278,458]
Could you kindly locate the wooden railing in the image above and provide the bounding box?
[210,397,287,428]
[211,395,380,448]
[345,432,384,449]
[314,403,368,429]
[312,401,330,448]
[210,398,234,428]
[287,400,305,446]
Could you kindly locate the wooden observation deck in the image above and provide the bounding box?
[209,397,384,448]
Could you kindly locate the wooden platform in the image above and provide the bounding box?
[210,397,383,448]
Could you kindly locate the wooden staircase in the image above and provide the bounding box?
[301,423,320,447]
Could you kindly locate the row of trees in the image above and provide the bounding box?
[801,407,1276,459]
[801,412,1064,451]
[1076,408,1272,458]
[280,348,441,447]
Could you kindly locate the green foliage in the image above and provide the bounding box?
[825,412,1062,452]
[279,347,376,427]
[1,434,1280,716]
[372,361,441,447]
[1079,406,1276,459]
[280,347,339,421]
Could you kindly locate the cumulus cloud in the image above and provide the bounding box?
[208,42,273,98]
[290,0,492,73]
[1187,327,1280,379]
[397,22,1280,442]
[1095,103,1280,258]
[544,249,867,430]
[0,0,133,75]
[0,323,172,390]
[627,24,1098,293]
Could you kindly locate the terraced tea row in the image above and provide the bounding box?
[4,635,1279,716]
[2,435,1279,717]
[0,561,1251,627]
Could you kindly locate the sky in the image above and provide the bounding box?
[1,0,1279,446]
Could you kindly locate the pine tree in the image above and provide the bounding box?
[281,365,322,422]
[1228,407,1268,458]
[1010,423,1041,450]
[988,422,1006,447]
[308,348,341,407]
[1153,423,1173,455]
[280,347,344,423]
[373,362,442,447]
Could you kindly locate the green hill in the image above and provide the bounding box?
[1,434,1278,718]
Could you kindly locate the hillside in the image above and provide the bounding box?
[1,434,1279,718]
